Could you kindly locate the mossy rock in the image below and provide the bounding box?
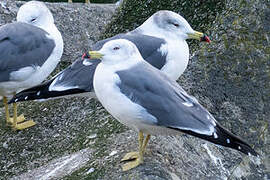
[0,0,269,179]
[101,0,224,46]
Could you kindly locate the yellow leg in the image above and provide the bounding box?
[142,134,150,154]
[68,0,72,3]
[11,102,36,130]
[12,102,18,128]
[121,132,150,171]
[2,96,35,130]
[3,96,10,124]
[3,97,24,125]
[8,102,25,124]
[121,133,150,161]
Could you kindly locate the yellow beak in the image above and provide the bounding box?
[187,31,204,40]
[187,31,211,43]
[88,51,104,59]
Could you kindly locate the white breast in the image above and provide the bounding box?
[93,63,157,132]
[33,24,63,86]
[161,39,189,81]
[0,24,63,96]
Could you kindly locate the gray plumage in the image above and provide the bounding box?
[9,33,167,102]
[0,22,55,82]
[10,10,211,103]
[95,34,167,69]
[48,58,101,92]
[116,62,215,135]
[59,33,166,90]
[92,39,257,162]
[113,61,257,156]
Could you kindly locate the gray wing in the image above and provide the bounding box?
[47,57,100,92]
[116,62,258,156]
[93,33,167,69]
[48,33,167,91]
[116,62,215,135]
[9,33,167,102]
[0,22,55,82]
[9,57,100,103]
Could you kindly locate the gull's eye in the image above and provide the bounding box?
[113,47,120,50]
[173,23,179,27]
[168,20,180,27]
[31,18,37,22]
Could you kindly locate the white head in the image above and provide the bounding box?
[17,1,54,30]
[137,10,209,42]
[88,39,142,65]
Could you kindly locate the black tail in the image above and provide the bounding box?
[8,79,87,104]
[171,123,258,156]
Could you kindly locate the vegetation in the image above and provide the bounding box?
[101,0,225,41]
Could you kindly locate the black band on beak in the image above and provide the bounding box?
[82,52,91,60]
[200,35,211,43]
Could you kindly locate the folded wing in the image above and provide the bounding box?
[116,62,257,156]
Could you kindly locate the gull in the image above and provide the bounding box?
[0,1,63,130]
[89,39,257,171]
[10,10,210,103]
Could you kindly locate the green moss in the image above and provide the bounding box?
[62,101,126,179]
[187,0,270,143]
[0,97,126,179]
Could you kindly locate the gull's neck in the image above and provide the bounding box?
[43,23,63,52]
[40,22,57,36]
[132,17,179,41]
[131,17,190,81]
[101,54,142,75]
[161,40,189,80]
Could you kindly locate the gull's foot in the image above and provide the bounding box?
[121,151,139,162]
[7,114,25,124]
[121,152,143,171]
[13,120,36,130]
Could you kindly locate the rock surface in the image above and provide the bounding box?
[101,0,224,53]
[0,0,269,179]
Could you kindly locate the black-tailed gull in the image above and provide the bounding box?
[10,10,210,103]
[89,39,257,171]
[0,1,63,130]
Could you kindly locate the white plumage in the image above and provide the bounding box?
[0,1,63,130]
[91,39,257,171]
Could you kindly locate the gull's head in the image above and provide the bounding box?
[17,1,54,30]
[140,10,210,42]
[88,39,141,65]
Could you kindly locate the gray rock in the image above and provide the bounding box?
[12,148,93,180]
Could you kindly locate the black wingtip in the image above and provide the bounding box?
[9,93,28,104]
[213,123,258,156]
[8,89,43,104]
[8,80,51,104]
[8,84,89,104]
[170,123,258,156]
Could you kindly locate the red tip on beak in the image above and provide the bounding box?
[81,52,90,60]
[81,53,87,59]
[200,35,211,43]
